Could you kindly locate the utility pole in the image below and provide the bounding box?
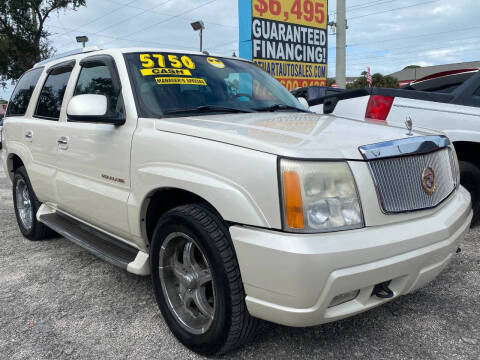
[336,0,347,89]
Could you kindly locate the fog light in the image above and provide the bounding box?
[328,290,360,308]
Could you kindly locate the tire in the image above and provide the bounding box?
[150,203,260,355]
[12,166,55,240]
[460,160,480,225]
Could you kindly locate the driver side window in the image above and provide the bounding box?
[75,64,118,114]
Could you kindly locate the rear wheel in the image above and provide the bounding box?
[150,204,259,355]
[12,166,55,240]
[460,160,480,225]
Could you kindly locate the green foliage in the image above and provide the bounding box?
[326,78,335,87]
[347,72,399,89]
[0,0,86,84]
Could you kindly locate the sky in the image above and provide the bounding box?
[1,0,480,99]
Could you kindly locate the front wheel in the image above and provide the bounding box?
[150,204,259,355]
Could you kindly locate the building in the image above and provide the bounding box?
[389,61,480,86]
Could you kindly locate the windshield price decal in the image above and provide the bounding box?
[253,0,327,28]
[155,77,207,86]
[139,53,196,77]
[206,57,225,69]
[141,68,192,76]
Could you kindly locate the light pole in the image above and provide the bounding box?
[76,36,89,48]
[190,21,205,52]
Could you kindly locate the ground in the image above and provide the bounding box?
[0,165,479,360]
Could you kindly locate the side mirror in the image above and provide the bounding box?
[67,94,125,125]
[297,97,310,111]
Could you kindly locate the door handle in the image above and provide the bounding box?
[57,136,69,149]
[24,131,33,141]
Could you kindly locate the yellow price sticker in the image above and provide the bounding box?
[206,57,225,69]
[141,68,192,76]
[139,54,196,69]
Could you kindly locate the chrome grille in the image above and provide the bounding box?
[368,148,457,213]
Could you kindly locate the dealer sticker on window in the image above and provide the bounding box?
[138,53,208,86]
[141,68,192,76]
[206,57,225,69]
[155,77,207,86]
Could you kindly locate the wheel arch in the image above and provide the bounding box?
[6,153,26,181]
[452,141,480,168]
[141,187,224,245]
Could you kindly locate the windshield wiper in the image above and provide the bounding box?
[254,104,309,113]
[164,105,254,115]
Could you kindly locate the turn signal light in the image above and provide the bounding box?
[365,95,394,122]
[283,171,304,229]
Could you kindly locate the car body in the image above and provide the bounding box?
[1,47,472,355]
[307,69,480,223]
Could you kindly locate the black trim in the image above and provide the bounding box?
[46,59,76,74]
[32,115,60,121]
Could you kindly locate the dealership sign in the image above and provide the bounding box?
[239,0,328,90]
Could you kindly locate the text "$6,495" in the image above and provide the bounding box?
[254,0,326,24]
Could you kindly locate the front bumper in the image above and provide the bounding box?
[230,186,472,327]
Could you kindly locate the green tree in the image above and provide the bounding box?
[347,71,399,89]
[0,0,86,85]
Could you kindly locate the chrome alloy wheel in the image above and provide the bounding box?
[159,232,216,335]
[15,178,33,231]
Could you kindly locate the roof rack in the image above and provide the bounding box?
[34,46,101,67]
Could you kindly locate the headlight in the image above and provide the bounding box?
[450,145,460,188]
[280,159,364,233]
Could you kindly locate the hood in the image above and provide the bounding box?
[153,112,436,160]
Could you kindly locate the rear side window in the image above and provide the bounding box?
[35,66,73,120]
[6,68,43,116]
[74,64,118,113]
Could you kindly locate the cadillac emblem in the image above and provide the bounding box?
[421,167,437,195]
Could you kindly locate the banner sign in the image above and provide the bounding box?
[239,0,328,90]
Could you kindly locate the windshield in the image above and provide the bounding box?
[125,52,305,117]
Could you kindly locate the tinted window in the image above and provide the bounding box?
[6,68,43,116]
[74,64,118,113]
[35,66,73,120]
[125,52,303,117]
[474,87,480,97]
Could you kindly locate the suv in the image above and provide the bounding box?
[1,48,472,355]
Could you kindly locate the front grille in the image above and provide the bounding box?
[368,148,457,213]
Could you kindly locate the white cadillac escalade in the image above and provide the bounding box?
[0,47,472,355]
